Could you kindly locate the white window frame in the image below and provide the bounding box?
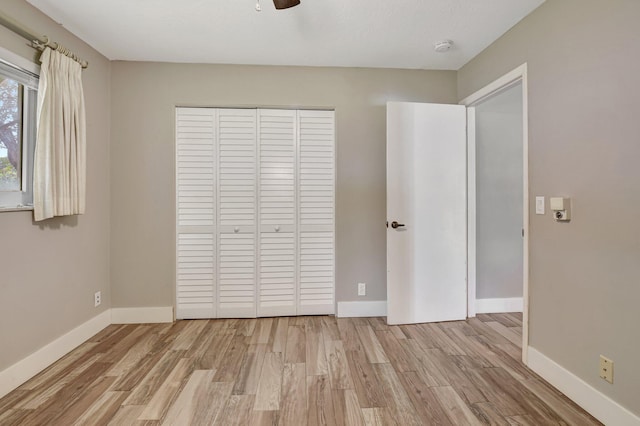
[0,46,39,211]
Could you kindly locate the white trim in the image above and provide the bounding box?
[337,301,387,318]
[460,64,527,106]
[461,63,529,364]
[0,45,40,74]
[475,297,523,314]
[111,307,174,324]
[466,107,477,318]
[0,310,110,399]
[528,348,640,426]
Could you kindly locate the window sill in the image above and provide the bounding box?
[0,205,34,213]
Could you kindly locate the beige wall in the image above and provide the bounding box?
[458,0,640,415]
[110,63,456,308]
[0,1,111,371]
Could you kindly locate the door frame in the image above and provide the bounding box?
[460,63,530,364]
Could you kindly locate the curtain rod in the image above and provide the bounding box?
[0,11,89,69]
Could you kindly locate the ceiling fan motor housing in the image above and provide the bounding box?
[273,0,301,9]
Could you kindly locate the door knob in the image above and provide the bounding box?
[391,221,405,229]
[234,227,240,233]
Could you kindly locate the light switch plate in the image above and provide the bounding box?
[535,196,545,215]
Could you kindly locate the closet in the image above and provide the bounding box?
[175,107,335,319]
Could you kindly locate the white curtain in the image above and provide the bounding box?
[33,47,86,221]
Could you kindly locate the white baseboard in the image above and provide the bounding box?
[337,301,387,317]
[528,347,640,426]
[0,309,111,399]
[111,306,174,324]
[476,297,523,314]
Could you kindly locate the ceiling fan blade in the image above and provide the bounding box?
[273,0,300,9]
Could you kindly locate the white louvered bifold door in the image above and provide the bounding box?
[297,110,336,315]
[217,109,258,318]
[257,109,297,317]
[176,108,216,319]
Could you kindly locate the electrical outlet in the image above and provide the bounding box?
[94,291,101,307]
[599,355,613,384]
[357,282,366,296]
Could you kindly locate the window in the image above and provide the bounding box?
[0,48,38,210]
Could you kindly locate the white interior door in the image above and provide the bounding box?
[386,102,467,325]
[216,109,257,318]
[257,109,298,317]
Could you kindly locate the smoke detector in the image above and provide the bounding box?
[434,40,454,53]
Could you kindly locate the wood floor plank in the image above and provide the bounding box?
[0,408,33,426]
[213,335,249,382]
[486,321,523,348]
[432,385,483,426]
[520,378,601,425]
[23,366,114,426]
[72,391,130,426]
[251,318,275,345]
[388,325,408,340]
[506,414,539,425]
[354,325,389,364]
[398,371,454,426]
[0,390,29,414]
[138,357,193,420]
[107,405,146,425]
[271,317,289,353]
[233,344,267,395]
[401,340,450,387]
[418,323,467,356]
[254,352,284,411]
[16,353,104,410]
[284,325,306,364]
[307,375,338,426]
[249,410,279,426]
[345,349,386,408]
[467,317,512,345]
[342,389,366,426]
[374,329,415,372]
[215,394,255,426]
[17,341,98,391]
[170,320,208,351]
[320,316,341,342]
[124,350,186,405]
[325,339,354,390]
[306,316,329,376]
[106,328,162,377]
[48,376,116,425]
[374,363,422,426]
[336,318,363,352]
[278,363,307,426]
[361,407,397,426]
[471,401,512,426]
[490,313,522,328]
[196,328,235,370]
[161,370,231,426]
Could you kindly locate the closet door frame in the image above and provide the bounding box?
[175,107,336,319]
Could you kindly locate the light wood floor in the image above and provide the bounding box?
[0,314,601,425]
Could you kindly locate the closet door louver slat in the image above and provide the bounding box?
[217,109,257,318]
[258,109,297,317]
[297,110,335,315]
[176,108,216,319]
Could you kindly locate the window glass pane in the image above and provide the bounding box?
[0,76,22,191]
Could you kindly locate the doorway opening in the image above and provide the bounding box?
[461,64,529,363]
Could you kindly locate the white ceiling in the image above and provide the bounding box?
[26,0,544,70]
